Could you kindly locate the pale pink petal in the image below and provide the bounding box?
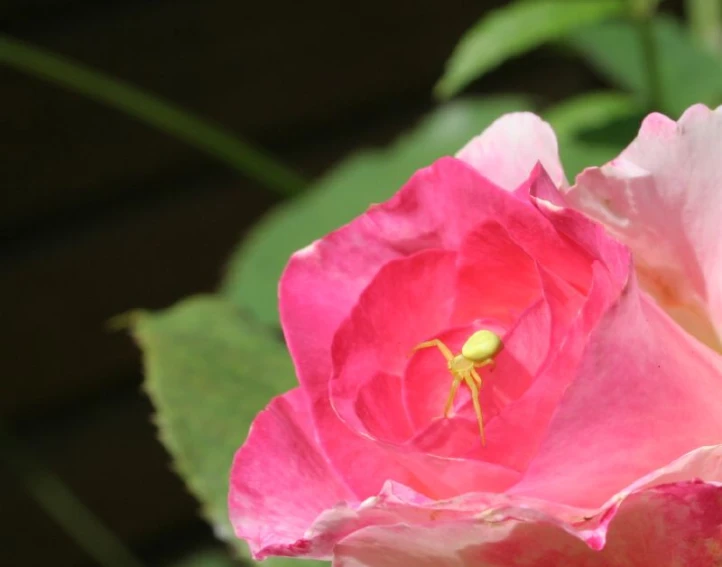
[570,104,722,346]
[456,112,566,192]
[334,482,722,567]
[228,388,354,559]
[511,279,722,507]
[328,446,722,565]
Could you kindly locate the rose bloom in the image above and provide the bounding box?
[229,106,722,566]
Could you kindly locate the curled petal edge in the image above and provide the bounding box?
[255,443,722,560]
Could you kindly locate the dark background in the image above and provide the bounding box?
[1,1,674,565]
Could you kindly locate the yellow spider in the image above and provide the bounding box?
[412,330,503,445]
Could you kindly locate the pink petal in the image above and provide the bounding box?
[334,482,722,567]
[329,249,458,442]
[315,387,521,500]
[240,444,722,563]
[472,262,617,472]
[352,370,414,442]
[281,160,575,410]
[407,298,552,462]
[529,172,631,288]
[511,278,722,507]
[456,112,566,192]
[280,158,518,405]
[505,165,597,294]
[279,160,579,501]
[228,388,354,559]
[462,176,631,473]
[451,220,541,327]
[402,324,505,436]
[329,446,722,565]
[570,104,722,348]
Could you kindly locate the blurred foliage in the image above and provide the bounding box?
[566,16,722,116]
[435,0,627,99]
[6,0,722,565]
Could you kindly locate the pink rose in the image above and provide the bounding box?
[229,111,722,566]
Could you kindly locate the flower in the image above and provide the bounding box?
[570,104,722,353]
[229,111,722,566]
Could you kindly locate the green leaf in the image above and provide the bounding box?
[435,0,626,99]
[567,15,722,116]
[133,296,327,567]
[221,96,531,326]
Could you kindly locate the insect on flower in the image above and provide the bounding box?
[412,330,503,445]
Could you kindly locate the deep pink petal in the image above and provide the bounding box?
[353,371,414,442]
[521,163,632,293]
[315,389,520,500]
[281,160,580,407]
[570,104,722,347]
[402,324,504,436]
[279,160,581,501]
[503,166,597,294]
[511,279,722,507]
[407,297,553,462]
[228,388,354,559]
[451,220,541,327]
[480,260,623,472]
[456,112,566,192]
[329,249,458,442]
[280,158,520,419]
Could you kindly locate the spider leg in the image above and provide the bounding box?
[474,358,495,370]
[470,367,482,386]
[443,375,462,417]
[463,372,486,446]
[411,339,454,361]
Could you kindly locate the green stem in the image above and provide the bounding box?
[687,0,722,51]
[640,17,663,110]
[0,35,305,197]
[0,425,147,567]
[629,0,663,111]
